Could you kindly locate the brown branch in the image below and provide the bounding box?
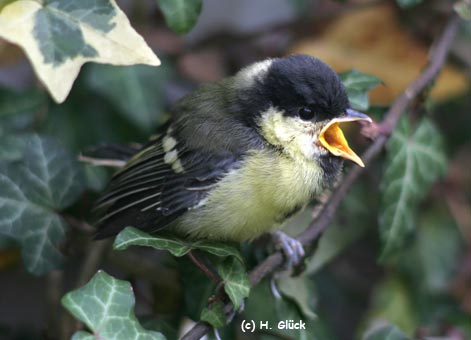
[180,13,461,340]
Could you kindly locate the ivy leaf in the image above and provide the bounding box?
[416,212,463,292]
[191,241,243,262]
[71,332,96,340]
[13,135,85,209]
[306,185,373,274]
[0,134,85,274]
[156,0,203,34]
[179,258,217,321]
[379,117,446,259]
[114,227,243,262]
[278,274,317,319]
[114,227,193,257]
[367,277,417,334]
[83,164,110,192]
[362,322,412,340]
[454,0,471,20]
[62,271,165,340]
[0,134,31,162]
[340,70,381,111]
[217,257,250,310]
[0,0,160,103]
[0,88,46,136]
[85,63,173,132]
[200,300,226,329]
[243,278,312,339]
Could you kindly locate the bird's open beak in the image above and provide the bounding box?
[318,109,372,167]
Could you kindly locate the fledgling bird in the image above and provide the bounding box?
[92,54,371,264]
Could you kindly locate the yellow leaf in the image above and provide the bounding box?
[291,4,468,104]
[0,0,160,103]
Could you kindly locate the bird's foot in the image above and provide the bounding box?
[271,231,305,270]
[225,298,245,323]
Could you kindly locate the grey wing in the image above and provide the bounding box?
[93,136,239,239]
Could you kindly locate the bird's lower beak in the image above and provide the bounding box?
[318,109,372,167]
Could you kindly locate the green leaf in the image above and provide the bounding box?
[71,332,96,340]
[200,300,226,329]
[114,227,193,257]
[0,0,159,103]
[84,164,110,192]
[416,211,463,292]
[114,227,243,262]
[191,241,243,263]
[379,117,446,258]
[179,257,217,320]
[362,322,412,340]
[217,257,250,310]
[40,99,143,152]
[156,0,202,34]
[85,64,172,131]
[340,70,381,111]
[34,4,102,66]
[278,274,317,319]
[306,221,369,273]
[454,0,471,20]
[0,88,46,136]
[140,318,178,340]
[367,277,417,334]
[0,134,85,274]
[0,134,30,162]
[62,271,165,340]
[17,135,85,208]
[395,0,422,8]
[243,278,311,338]
[306,185,373,274]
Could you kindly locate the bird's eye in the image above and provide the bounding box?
[298,107,315,120]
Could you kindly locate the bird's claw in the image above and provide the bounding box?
[271,231,305,269]
[226,299,245,323]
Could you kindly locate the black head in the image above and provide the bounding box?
[232,54,349,124]
[262,54,349,121]
[231,54,369,172]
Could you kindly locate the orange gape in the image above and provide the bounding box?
[319,118,370,167]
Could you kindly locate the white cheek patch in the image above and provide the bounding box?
[259,107,326,160]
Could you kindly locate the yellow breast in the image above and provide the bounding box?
[177,149,324,241]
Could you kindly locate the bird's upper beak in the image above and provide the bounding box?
[318,109,372,167]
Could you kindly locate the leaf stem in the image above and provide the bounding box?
[187,250,221,285]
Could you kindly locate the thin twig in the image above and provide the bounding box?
[76,239,113,287]
[46,270,63,339]
[78,155,126,168]
[187,251,221,284]
[180,13,461,340]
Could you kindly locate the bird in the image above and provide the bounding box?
[91,54,371,265]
